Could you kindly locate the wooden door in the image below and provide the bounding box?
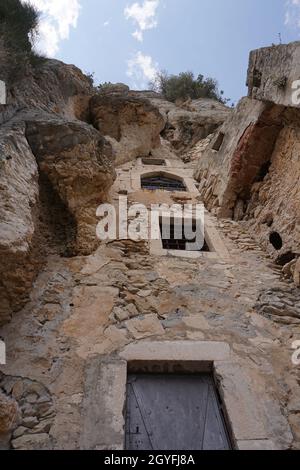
[125,374,231,451]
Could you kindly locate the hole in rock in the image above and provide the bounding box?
[275,251,296,266]
[212,132,225,151]
[256,160,271,182]
[269,232,283,251]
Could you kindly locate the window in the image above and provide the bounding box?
[142,158,166,166]
[212,132,225,151]
[160,218,210,252]
[125,373,231,451]
[141,175,187,192]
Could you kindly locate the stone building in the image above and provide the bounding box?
[0,42,299,450]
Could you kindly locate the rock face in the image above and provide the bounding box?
[194,42,300,270]
[247,41,300,108]
[0,123,40,326]
[90,91,165,165]
[131,92,232,155]
[0,58,116,325]
[162,98,232,153]
[25,114,116,255]
[194,98,284,216]
[1,58,94,122]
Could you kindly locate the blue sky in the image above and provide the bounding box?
[25,0,300,104]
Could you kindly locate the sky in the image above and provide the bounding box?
[23,0,300,104]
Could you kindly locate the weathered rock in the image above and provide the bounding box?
[11,432,51,450]
[125,314,165,339]
[0,124,40,325]
[294,259,300,287]
[131,92,232,155]
[247,41,300,108]
[162,98,232,154]
[0,392,20,432]
[194,44,300,262]
[25,114,116,254]
[90,92,165,165]
[2,57,93,123]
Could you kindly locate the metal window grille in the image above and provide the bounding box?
[141,176,187,192]
[160,220,210,252]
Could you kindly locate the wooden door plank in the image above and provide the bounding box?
[202,384,231,450]
[126,381,153,450]
[131,375,209,450]
[125,374,231,451]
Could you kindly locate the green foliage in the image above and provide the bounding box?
[150,70,228,104]
[0,0,39,53]
[85,71,95,87]
[0,0,46,80]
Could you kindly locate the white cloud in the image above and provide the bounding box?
[285,0,300,29]
[22,0,81,56]
[103,21,110,27]
[124,0,160,42]
[132,30,143,42]
[127,51,158,89]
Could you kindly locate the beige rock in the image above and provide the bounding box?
[183,316,210,331]
[125,314,165,339]
[26,115,116,255]
[11,433,51,450]
[0,125,39,325]
[0,392,20,434]
[294,259,300,287]
[90,92,165,165]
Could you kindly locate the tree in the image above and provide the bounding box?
[150,70,228,104]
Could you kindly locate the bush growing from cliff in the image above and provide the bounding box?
[0,0,39,53]
[0,0,45,80]
[150,70,228,104]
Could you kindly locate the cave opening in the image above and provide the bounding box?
[256,160,272,182]
[269,232,283,251]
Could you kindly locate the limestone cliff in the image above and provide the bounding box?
[0,57,116,326]
[194,42,300,281]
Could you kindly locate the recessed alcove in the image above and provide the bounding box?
[269,232,283,251]
[141,158,166,166]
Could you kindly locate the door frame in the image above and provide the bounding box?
[80,341,279,450]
